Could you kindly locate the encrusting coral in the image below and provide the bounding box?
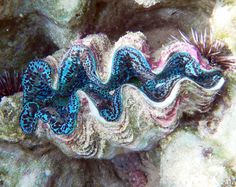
[19,31,228,158]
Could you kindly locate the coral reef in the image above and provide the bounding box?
[0,0,219,70]
[113,153,148,187]
[0,141,126,187]
[0,0,236,186]
[160,131,229,187]
[0,142,54,186]
[211,1,236,55]
[0,93,24,142]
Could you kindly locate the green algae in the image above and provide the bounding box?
[0,149,53,187]
[0,93,24,142]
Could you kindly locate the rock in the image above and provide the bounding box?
[0,141,126,187]
[0,0,92,26]
[158,70,236,187]
[78,0,216,42]
[0,93,24,142]
[134,0,161,8]
[0,15,58,71]
[199,73,236,172]
[32,0,92,26]
[160,131,229,187]
[210,1,236,55]
[0,0,219,70]
[0,0,235,186]
[113,153,148,187]
[0,142,53,187]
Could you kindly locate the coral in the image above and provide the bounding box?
[128,170,147,187]
[19,32,225,158]
[0,141,125,187]
[0,143,53,186]
[158,71,236,187]
[0,93,24,142]
[160,131,229,187]
[199,72,236,169]
[134,0,161,8]
[210,1,236,55]
[113,153,148,187]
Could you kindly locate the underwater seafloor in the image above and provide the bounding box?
[0,0,236,187]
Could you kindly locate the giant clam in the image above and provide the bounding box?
[19,32,226,159]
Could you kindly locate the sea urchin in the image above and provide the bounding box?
[172,29,236,70]
[0,69,23,99]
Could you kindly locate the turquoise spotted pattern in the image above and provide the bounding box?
[20,45,223,135]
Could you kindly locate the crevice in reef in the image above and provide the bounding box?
[75,0,217,45]
[0,0,218,71]
[0,14,59,72]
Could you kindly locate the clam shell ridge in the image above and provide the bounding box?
[21,32,224,159]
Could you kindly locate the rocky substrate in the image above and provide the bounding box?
[0,0,236,186]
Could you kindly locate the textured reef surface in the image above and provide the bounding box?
[19,32,224,158]
[1,0,236,186]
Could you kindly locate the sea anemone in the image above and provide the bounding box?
[172,29,236,70]
[0,69,23,99]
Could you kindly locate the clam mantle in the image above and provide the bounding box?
[20,32,224,158]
